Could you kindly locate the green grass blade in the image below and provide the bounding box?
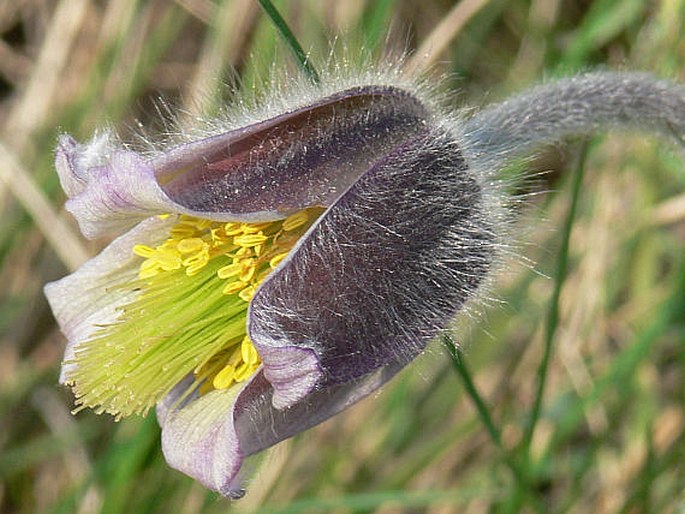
[360,0,398,53]
[561,0,646,69]
[443,337,504,449]
[521,142,589,455]
[443,335,547,514]
[257,0,320,84]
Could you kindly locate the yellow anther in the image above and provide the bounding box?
[282,211,309,231]
[182,251,209,267]
[269,252,288,269]
[213,365,236,389]
[177,238,206,254]
[234,363,253,382]
[223,280,247,295]
[170,225,198,238]
[238,260,256,283]
[182,247,210,275]
[238,284,257,303]
[224,222,243,235]
[240,222,271,234]
[217,262,242,279]
[139,260,161,279]
[235,247,253,259]
[132,244,156,258]
[186,260,209,276]
[234,233,268,248]
[210,228,227,243]
[241,338,259,365]
[121,209,321,410]
[155,251,182,271]
[157,214,171,220]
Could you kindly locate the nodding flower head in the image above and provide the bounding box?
[45,64,685,498]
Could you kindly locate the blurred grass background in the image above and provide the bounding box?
[1,0,684,512]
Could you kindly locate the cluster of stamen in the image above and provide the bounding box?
[69,208,319,419]
[133,211,313,392]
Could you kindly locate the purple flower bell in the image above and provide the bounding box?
[45,70,685,498]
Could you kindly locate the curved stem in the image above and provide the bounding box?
[463,72,685,169]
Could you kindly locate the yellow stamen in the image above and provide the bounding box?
[69,207,324,418]
[182,248,210,276]
[217,262,242,279]
[238,259,256,282]
[224,222,243,235]
[269,252,288,269]
[177,237,206,253]
[213,364,236,389]
[132,244,155,258]
[210,227,228,244]
[234,363,253,382]
[238,284,257,302]
[139,259,161,279]
[234,233,268,248]
[155,250,182,271]
[235,246,253,259]
[185,260,209,276]
[223,280,247,295]
[241,337,259,365]
[283,211,309,231]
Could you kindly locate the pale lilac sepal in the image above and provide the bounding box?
[44,216,174,383]
[257,346,322,410]
[56,135,179,239]
[160,379,246,499]
[159,361,404,498]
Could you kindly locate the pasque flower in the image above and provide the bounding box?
[45,68,685,498]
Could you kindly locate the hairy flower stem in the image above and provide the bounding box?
[463,73,685,167]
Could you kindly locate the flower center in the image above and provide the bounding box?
[67,208,322,419]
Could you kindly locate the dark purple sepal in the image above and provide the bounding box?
[56,87,431,239]
[249,128,495,408]
[156,86,430,219]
